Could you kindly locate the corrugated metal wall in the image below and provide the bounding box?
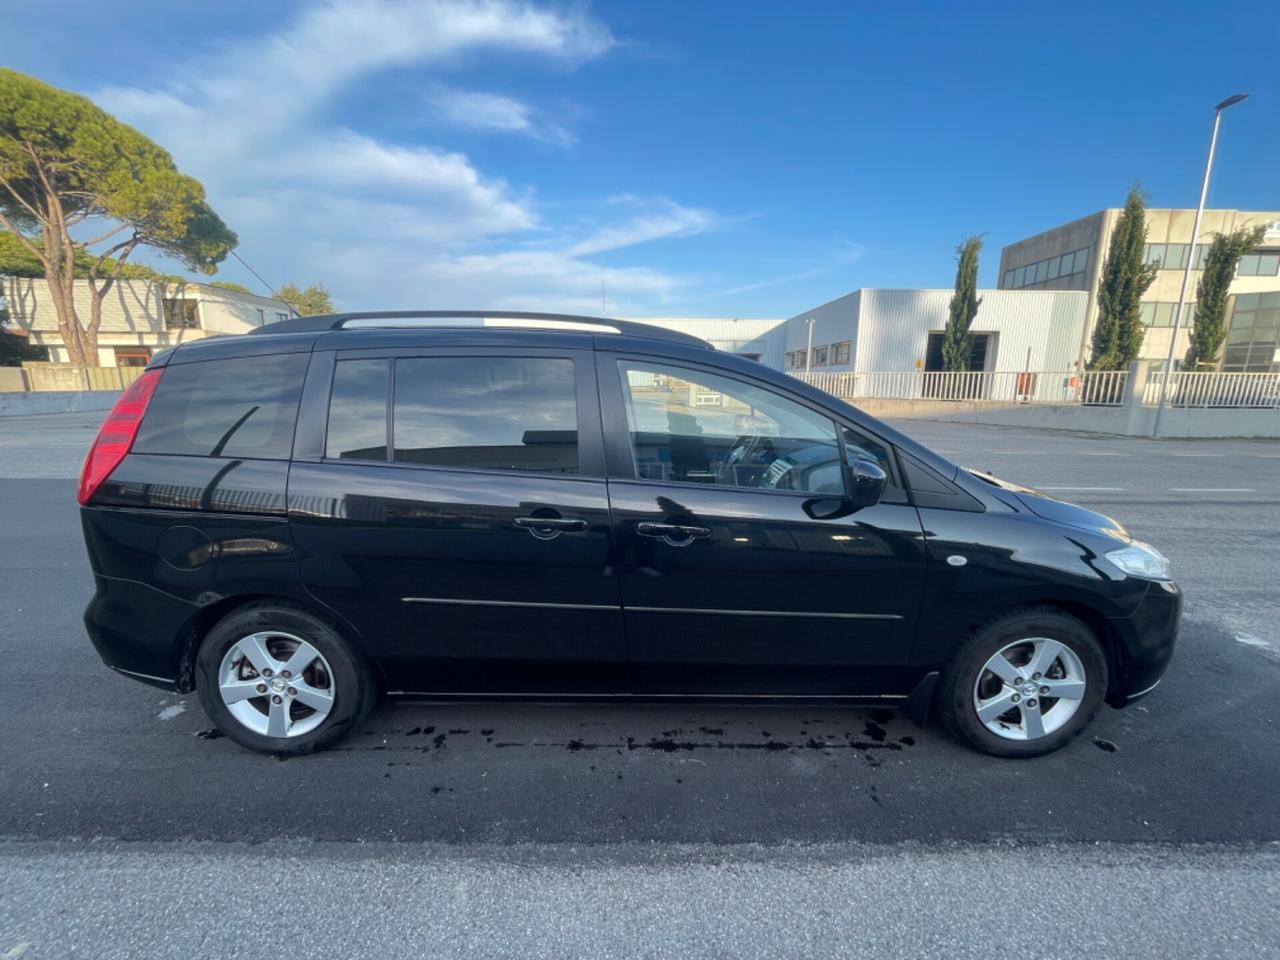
[623,317,787,367]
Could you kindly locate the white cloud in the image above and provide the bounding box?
[424,85,575,146]
[91,0,721,313]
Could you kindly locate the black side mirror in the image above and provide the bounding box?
[845,457,887,508]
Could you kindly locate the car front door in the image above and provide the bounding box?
[288,346,625,694]
[598,354,928,696]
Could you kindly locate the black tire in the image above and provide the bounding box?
[195,600,377,757]
[937,606,1107,758]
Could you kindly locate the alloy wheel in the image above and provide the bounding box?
[217,631,335,738]
[972,637,1087,741]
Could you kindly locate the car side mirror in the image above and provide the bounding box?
[845,457,887,508]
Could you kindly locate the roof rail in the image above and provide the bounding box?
[248,310,711,347]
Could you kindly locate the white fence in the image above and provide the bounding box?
[792,369,1130,406]
[1143,371,1280,409]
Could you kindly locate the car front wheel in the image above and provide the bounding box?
[938,606,1107,758]
[195,601,377,756]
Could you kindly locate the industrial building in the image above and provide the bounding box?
[998,209,1280,372]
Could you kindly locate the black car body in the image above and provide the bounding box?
[79,312,1180,756]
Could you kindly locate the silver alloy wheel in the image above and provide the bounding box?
[972,637,1087,741]
[217,631,335,738]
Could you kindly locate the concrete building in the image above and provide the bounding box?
[3,277,292,366]
[998,209,1280,372]
[780,288,1088,376]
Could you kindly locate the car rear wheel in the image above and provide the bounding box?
[938,606,1107,758]
[195,601,377,756]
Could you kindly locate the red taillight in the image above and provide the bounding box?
[77,369,164,506]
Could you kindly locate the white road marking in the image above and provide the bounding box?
[157,703,187,721]
[1075,451,1127,456]
[1170,488,1256,493]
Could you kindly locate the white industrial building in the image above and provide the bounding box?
[620,317,786,367]
[781,288,1088,375]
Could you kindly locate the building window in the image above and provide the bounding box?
[1139,302,1193,328]
[1237,252,1280,277]
[1001,248,1090,289]
[812,345,829,367]
[1143,243,1210,271]
[113,347,151,368]
[785,351,795,369]
[795,349,807,369]
[1223,292,1280,372]
[256,309,265,324]
[276,312,288,322]
[162,298,199,329]
[832,340,851,365]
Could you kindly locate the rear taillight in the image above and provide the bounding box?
[77,369,164,506]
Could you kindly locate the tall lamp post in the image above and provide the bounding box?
[1152,93,1248,437]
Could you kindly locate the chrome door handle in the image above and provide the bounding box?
[514,516,588,540]
[636,521,712,546]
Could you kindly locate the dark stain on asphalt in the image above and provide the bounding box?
[480,728,495,736]
[899,736,915,746]
[863,720,888,743]
[566,739,598,751]
[699,727,724,736]
[869,785,881,806]
[196,728,225,740]
[432,733,447,749]
[448,729,470,734]
[1094,738,1118,753]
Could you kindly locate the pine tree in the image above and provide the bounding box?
[1088,186,1158,370]
[1184,225,1265,370]
[942,235,983,372]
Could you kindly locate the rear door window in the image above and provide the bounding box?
[326,358,389,461]
[392,357,578,474]
[134,353,308,460]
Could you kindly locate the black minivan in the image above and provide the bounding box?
[78,312,1180,758]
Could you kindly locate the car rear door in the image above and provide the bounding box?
[597,351,928,696]
[288,341,625,694]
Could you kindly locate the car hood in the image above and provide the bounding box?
[962,467,1129,541]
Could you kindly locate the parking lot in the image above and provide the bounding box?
[2,411,1279,957]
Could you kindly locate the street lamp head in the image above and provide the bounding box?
[1215,93,1249,112]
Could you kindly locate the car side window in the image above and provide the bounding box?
[327,358,389,461]
[392,356,579,474]
[617,360,844,494]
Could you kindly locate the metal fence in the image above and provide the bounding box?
[1142,370,1280,409]
[791,369,1130,406]
[19,363,147,392]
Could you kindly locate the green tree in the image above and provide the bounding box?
[208,280,253,294]
[0,69,237,365]
[942,235,983,372]
[1184,225,1265,370]
[277,282,334,316]
[0,302,47,365]
[1088,186,1158,370]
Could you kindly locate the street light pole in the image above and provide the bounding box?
[805,317,815,373]
[1152,93,1248,437]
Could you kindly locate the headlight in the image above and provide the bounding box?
[1106,540,1172,581]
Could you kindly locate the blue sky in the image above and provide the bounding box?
[7,0,1278,317]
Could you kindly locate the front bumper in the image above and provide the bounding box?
[1107,578,1181,705]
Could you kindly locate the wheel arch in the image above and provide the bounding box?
[173,592,383,694]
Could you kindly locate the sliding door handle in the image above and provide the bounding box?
[636,521,712,546]
[514,516,588,540]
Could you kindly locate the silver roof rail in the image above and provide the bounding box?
[249,310,710,347]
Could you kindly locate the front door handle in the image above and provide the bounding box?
[636,521,712,546]
[514,516,588,540]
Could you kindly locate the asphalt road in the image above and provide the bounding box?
[2,411,1278,958]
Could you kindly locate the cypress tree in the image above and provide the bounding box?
[942,235,984,372]
[1088,186,1158,370]
[1184,225,1265,370]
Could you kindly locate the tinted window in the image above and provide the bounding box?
[327,359,388,460]
[393,357,578,474]
[135,353,307,459]
[619,361,841,494]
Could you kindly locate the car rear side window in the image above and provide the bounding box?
[392,357,578,474]
[326,359,389,461]
[134,353,308,460]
